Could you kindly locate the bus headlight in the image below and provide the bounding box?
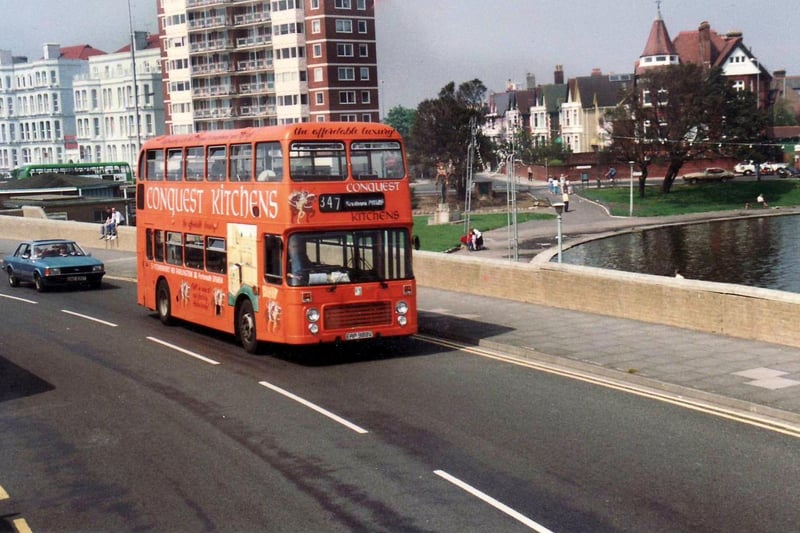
[308,323,320,335]
[395,301,409,315]
[306,308,320,322]
[397,315,408,327]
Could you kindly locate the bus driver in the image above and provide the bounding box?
[287,237,312,286]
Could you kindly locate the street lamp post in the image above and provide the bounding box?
[552,202,564,263]
[629,161,634,217]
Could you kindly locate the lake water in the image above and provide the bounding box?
[560,214,800,293]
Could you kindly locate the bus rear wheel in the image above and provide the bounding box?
[157,280,173,325]
[237,299,259,354]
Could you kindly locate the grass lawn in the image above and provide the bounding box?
[413,211,552,252]
[580,179,800,217]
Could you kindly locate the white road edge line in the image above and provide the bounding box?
[417,334,800,438]
[258,380,368,434]
[61,309,118,327]
[0,484,8,499]
[146,336,221,365]
[0,293,37,304]
[434,470,554,532]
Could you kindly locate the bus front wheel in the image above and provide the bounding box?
[157,280,173,325]
[237,299,259,354]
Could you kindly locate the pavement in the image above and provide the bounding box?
[34,186,800,429]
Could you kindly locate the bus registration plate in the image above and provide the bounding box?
[345,331,374,340]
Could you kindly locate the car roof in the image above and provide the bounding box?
[27,239,76,245]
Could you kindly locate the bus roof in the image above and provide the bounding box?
[142,122,402,149]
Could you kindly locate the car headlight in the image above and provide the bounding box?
[306,308,320,322]
[93,265,104,272]
[395,301,409,315]
[46,268,60,276]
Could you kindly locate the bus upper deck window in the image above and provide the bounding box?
[146,149,164,181]
[230,144,252,182]
[289,142,346,182]
[186,147,204,181]
[167,148,183,181]
[207,146,227,181]
[351,141,404,180]
[256,142,283,182]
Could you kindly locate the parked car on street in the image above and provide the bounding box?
[681,167,736,184]
[734,161,786,175]
[3,239,105,291]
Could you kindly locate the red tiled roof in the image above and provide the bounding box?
[673,23,740,68]
[58,44,106,60]
[640,12,677,57]
[114,34,161,53]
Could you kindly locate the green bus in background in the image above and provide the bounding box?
[11,162,133,183]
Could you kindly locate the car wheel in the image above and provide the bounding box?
[7,268,19,287]
[236,299,259,354]
[156,279,173,325]
[33,273,46,292]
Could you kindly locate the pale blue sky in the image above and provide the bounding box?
[2,0,796,109]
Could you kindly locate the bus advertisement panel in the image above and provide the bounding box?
[135,123,416,352]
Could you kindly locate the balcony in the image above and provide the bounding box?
[235,34,271,50]
[193,107,235,119]
[188,15,227,30]
[238,104,276,118]
[192,62,231,76]
[189,38,231,54]
[186,0,227,9]
[236,58,273,72]
[193,85,235,98]
[238,82,273,95]
[233,11,270,26]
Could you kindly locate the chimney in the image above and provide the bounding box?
[773,69,786,79]
[591,68,602,76]
[133,31,148,51]
[43,43,60,60]
[554,64,564,85]
[526,72,536,90]
[698,21,711,67]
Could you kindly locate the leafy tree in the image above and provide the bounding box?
[610,64,769,194]
[383,105,416,140]
[407,80,490,197]
[772,99,798,127]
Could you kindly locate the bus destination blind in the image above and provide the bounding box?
[319,193,386,212]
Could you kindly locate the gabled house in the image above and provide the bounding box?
[528,65,568,147]
[559,70,634,153]
[484,87,536,143]
[673,22,771,108]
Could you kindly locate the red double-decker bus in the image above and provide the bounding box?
[135,123,416,352]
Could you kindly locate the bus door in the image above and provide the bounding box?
[227,223,259,310]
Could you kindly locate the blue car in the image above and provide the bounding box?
[3,239,105,291]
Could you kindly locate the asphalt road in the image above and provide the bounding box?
[2,278,800,531]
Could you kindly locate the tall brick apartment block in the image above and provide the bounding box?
[158,0,379,134]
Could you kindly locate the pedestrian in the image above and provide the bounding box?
[559,174,566,193]
[469,227,483,251]
[547,176,555,194]
[757,193,768,208]
[605,166,617,185]
[99,207,112,239]
[562,190,570,212]
[527,166,533,182]
[674,269,684,279]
